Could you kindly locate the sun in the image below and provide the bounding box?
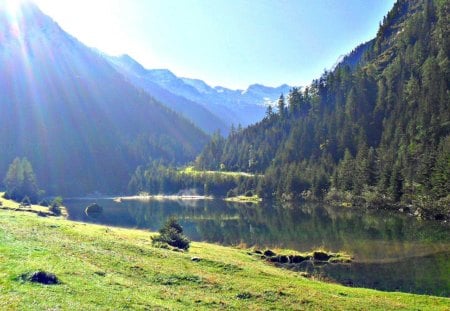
[2,0,28,16]
[1,0,36,29]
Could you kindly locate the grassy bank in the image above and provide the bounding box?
[181,166,258,178]
[225,195,262,203]
[0,193,67,217]
[0,210,448,310]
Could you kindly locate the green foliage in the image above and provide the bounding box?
[51,196,63,207]
[3,157,40,203]
[49,204,62,216]
[152,217,190,250]
[431,137,450,199]
[128,163,258,197]
[194,0,449,219]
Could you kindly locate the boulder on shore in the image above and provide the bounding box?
[312,251,332,261]
[264,249,276,257]
[85,203,103,214]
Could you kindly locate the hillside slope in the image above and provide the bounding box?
[0,3,208,195]
[0,209,448,310]
[195,0,449,218]
[106,54,230,135]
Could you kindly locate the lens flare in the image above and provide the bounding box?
[2,0,27,17]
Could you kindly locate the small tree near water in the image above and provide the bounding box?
[3,157,40,203]
[49,196,63,216]
[152,217,190,250]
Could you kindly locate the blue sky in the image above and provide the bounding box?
[34,0,395,89]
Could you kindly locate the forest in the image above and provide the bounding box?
[131,0,449,220]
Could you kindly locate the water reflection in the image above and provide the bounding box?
[65,198,450,296]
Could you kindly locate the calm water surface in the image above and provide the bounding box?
[65,198,450,297]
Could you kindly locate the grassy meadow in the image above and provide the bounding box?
[0,203,448,310]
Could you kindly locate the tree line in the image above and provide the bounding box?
[193,0,449,219]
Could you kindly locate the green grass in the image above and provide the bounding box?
[181,166,257,178]
[0,192,67,217]
[0,209,449,310]
[225,195,262,203]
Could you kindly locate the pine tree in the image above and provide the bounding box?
[337,149,355,191]
[3,157,40,203]
[277,94,286,117]
[431,137,450,199]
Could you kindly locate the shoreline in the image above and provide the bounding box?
[115,194,214,202]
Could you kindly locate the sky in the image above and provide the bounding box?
[32,0,395,89]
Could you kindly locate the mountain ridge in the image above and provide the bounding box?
[107,53,294,128]
[0,2,208,195]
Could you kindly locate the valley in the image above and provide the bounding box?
[0,0,448,309]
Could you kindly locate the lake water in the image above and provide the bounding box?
[65,198,450,297]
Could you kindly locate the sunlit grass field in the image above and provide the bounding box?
[0,207,448,310]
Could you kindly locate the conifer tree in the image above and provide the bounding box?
[3,157,40,203]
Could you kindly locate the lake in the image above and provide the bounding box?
[65,198,450,297]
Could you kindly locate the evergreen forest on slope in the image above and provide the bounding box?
[131,0,449,220]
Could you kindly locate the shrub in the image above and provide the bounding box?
[152,217,190,250]
[49,203,62,216]
[51,196,63,207]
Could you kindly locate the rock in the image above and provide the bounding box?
[312,251,331,261]
[85,203,103,214]
[278,255,289,263]
[264,249,276,257]
[297,260,314,270]
[37,211,47,217]
[254,250,262,255]
[26,271,59,285]
[191,257,201,262]
[267,256,280,263]
[290,255,308,263]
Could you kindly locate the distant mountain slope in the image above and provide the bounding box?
[106,55,229,134]
[0,2,208,195]
[196,0,449,218]
[107,54,293,127]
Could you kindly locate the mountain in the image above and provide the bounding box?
[106,54,293,128]
[106,55,229,134]
[0,2,208,195]
[195,0,449,219]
